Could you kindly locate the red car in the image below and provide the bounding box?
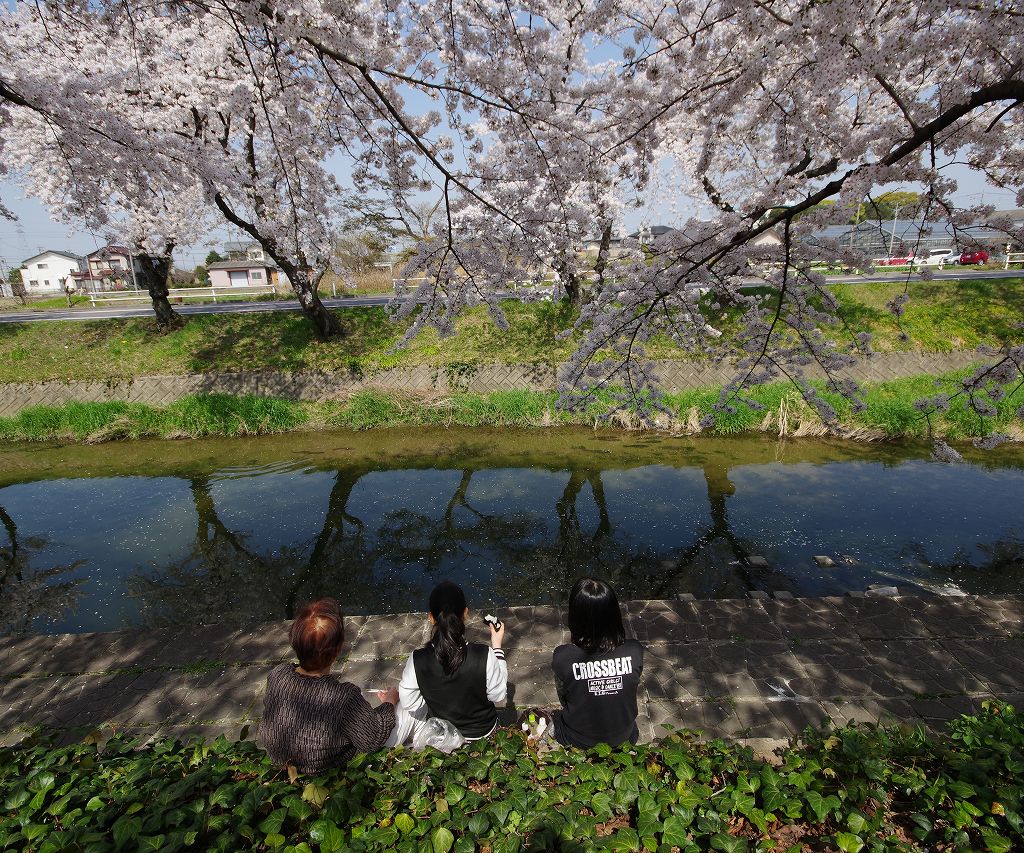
[959,249,989,265]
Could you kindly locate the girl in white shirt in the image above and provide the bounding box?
[398,581,507,740]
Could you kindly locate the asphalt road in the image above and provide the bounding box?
[1,268,1019,324]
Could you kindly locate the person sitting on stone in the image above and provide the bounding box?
[258,597,419,773]
[398,580,507,744]
[551,577,644,749]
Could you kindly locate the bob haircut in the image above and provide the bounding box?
[290,598,345,671]
[567,577,625,654]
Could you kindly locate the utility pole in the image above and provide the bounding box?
[888,204,902,256]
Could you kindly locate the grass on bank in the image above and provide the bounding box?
[0,369,1020,443]
[1,279,1022,385]
[1,701,1023,852]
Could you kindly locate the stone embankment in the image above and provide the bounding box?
[1,593,1021,751]
[0,351,983,417]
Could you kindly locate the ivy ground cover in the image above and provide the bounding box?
[1,701,1022,852]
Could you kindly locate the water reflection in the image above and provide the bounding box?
[1,430,1022,635]
[0,504,85,635]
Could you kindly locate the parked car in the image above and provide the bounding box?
[941,250,961,265]
[913,248,953,268]
[876,254,915,266]
[959,249,990,265]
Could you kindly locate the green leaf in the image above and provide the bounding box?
[804,790,828,822]
[454,837,475,853]
[467,812,490,836]
[834,832,864,853]
[846,811,869,835]
[309,819,346,853]
[661,814,691,847]
[112,815,142,850]
[302,783,330,809]
[710,833,748,853]
[85,796,106,812]
[137,834,167,852]
[394,813,416,835]
[28,771,55,793]
[265,833,286,848]
[258,807,287,836]
[431,826,455,853]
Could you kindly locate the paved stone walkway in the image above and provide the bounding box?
[1,594,1022,751]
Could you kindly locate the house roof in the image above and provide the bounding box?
[87,245,134,258]
[207,260,279,271]
[21,250,83,265]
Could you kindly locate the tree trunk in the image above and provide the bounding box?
[280,262,344,339]
[134,251,182,329]
[593,221,614,296]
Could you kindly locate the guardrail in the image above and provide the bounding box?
[392,277,564,299]
[1005,253,1024,269]
[88,284,276,306]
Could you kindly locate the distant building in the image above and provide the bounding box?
[207,241,285,287]
[19,250,84,295]
[67,245,153,292]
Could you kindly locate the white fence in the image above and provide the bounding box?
[88,284,276,306]
[392,276,564,299]
[1004,253,1024,269]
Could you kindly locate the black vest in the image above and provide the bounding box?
[412,642,495,738]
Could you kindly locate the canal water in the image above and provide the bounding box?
[1,428,1022,635]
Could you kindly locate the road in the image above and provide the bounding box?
[1,268,1019,324]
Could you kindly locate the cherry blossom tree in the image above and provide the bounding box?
[1,0,1022,446]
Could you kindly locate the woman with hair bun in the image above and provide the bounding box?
[551,577,644,749]
[398,580,507,741]
[258,598,420,773]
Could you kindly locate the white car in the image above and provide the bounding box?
[941,250,961,265]
[912,248,953,268]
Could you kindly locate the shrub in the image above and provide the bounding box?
[1,702,1021,852]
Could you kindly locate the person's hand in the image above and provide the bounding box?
[489,619,506,649]
[376,688,399,706]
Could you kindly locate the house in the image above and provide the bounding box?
[19,250,84,294]
[207,241,284,287]
[68,245,153,292]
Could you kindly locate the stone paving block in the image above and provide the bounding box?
[825,596,930,640]
[1,634,76,678]
[693,600,784,642]
[908,695,990,729]
[786,640,905,700]
[503,649,559,708]
[646,699,744,740]
[732,699,830,740]
[337,655,409,693]
[939,638,1024,694]
[214,623,295,664]
[969,596,1024,635]
[469,606,563,652]
[347,613,430,660]
[895,597,999,639]
[180,667,268,723]
[821,697,919,728]
[640,644,707,703]
[697,641,809,702]
[861,640,990,697]
[627,600,706,644]
[759,598,858,642]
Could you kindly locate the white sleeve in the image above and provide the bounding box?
[485,647,508,704]
[398,656,427,718]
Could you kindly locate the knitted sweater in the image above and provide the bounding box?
[257,663,397,773]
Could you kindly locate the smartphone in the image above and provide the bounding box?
[483,613,503,631]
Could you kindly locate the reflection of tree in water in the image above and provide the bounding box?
[130,459,805,626]
[901,534,1024,595]
[0,504,85,636]
[129,472,423,629]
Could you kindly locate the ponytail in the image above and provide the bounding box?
[428,581,467,675]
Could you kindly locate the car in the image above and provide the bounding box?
[941,250,961,265]
[959,249,990,265]
[876,254,915,266]
[912,248,954,268]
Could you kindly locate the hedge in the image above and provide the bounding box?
[1,701,1022,852]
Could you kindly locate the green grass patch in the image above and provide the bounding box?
[0,369,1019,443]
[1,701,1022,851]
[1,279,1021,385]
